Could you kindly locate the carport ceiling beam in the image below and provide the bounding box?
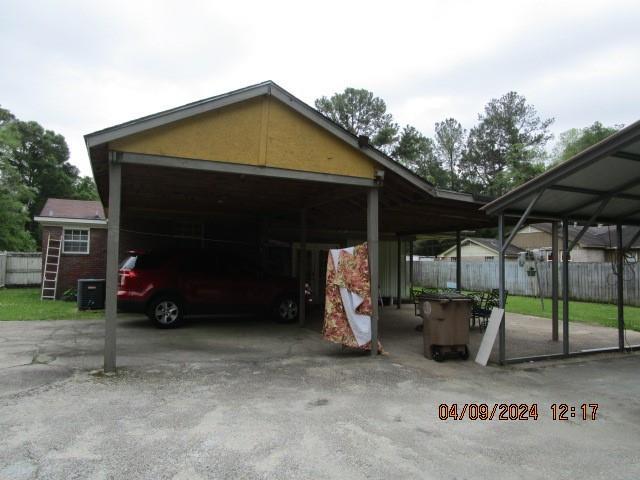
[561,176,640,216]
[119,152,377,188]
[548,184,640,201]
[612,151,640,162]
[501,210,640,226]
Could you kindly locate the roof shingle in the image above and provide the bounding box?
[38,198,105,220]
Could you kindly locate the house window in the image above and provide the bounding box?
[484,256,495,262]
[63,229,90,254]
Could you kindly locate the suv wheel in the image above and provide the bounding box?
[148,296,184,328]
[273,295,299,323]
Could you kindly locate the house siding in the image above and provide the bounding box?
[570,247,605,262]
[512,231,552,250]
[440,243,496,260]
[513,230,606,262]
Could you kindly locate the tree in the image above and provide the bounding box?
[393,126,448,187]
[72,175,99,201]
[552,121,621,164]
[2,119,76,236]
[459,92,553,196]
[0,106,98,246]
[0,107,37,250]
[315,88,399,153]
[0,160,36,251]
[434,118,466,190]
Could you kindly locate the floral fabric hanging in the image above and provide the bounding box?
[322,243,382,351]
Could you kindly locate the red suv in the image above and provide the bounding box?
[118,251,304,328]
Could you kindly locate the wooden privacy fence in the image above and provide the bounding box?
[411,260,640,306]
[0,252,42,287]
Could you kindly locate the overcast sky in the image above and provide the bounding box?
[2,0,639,176]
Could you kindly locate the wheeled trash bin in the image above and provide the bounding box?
[419,292,472,361]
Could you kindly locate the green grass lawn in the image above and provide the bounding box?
[0,288,103,321]
[506,295,640,332]
[3,287,640,331]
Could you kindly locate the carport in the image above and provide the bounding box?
[483,119,640,364]
[85,81,493,372]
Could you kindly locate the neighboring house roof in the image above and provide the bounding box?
[439,237,524,257]
[34,198,107,226]
[524,223,640,249]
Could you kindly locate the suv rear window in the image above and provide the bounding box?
[120,254,166,270]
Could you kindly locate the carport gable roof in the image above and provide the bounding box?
[84,81,493,235]
[85,80,442,197]
[481,119,640,225]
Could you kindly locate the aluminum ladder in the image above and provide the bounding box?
[41,233,61,300]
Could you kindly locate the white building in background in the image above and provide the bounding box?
[437,237,524,262]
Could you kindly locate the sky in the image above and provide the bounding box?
[2,0,639,176]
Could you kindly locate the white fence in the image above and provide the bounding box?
[0,252,42,287]
[412,260,640,306]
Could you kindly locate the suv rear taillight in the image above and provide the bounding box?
[119,269,136,287]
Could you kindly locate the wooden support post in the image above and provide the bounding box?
[498,215,506,365]
[298,209,307,327]
[396,237,402,309]
[456,230,462,292]
[617,223,625,351]
[104,153,121,373]
[562,219,570,356]
[367,188,379,356]
[551,221,559,341]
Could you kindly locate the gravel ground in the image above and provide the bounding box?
[0,311,638,479]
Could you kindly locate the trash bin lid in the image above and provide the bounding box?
[418,292,472,303]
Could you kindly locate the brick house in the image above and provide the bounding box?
[34,198,108,299]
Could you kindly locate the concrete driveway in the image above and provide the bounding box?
[0,312,639,479]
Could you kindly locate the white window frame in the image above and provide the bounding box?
[62,228,90,255]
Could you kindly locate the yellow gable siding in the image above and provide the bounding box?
[109,97,264,165]
[108,96,376,179]
[265,98,375,178]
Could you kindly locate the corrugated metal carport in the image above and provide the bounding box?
[85,81,493,372]
[483,119,640,364]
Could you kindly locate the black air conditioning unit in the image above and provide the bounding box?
[77,279,106,310]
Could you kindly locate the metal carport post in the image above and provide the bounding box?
[551,221,559,342]
[562,218,570,356]
[617,223,624,351]
[396,237,402,309]
[368,187,379,356]
[298,209,307,327]
[498,215,506,364]
[456,230,462,291]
